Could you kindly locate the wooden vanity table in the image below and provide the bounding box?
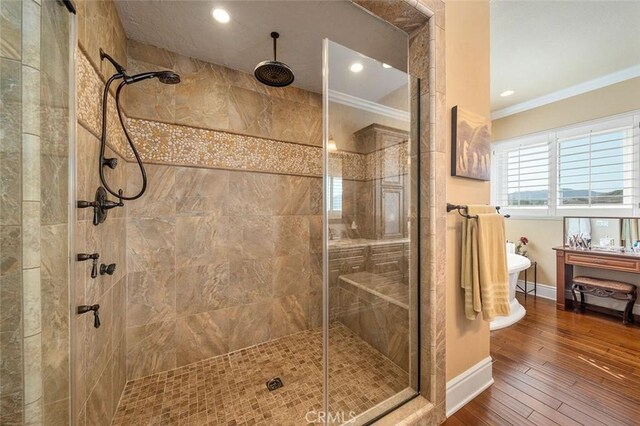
[553,246,640,310]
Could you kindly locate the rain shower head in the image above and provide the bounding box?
[254,32,294,88]
[125,70,181,85]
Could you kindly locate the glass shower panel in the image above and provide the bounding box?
[0,0,73,423]
[324,40,419,424]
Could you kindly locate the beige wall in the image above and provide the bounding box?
[504,219,562,286]
[445,0,491,381]
[494,76,640,292]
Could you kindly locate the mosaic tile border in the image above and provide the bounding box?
[127,118,323,177]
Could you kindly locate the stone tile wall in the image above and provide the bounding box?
[74,0,129,424]
[123,165,323,379]
[79,38,329,382]
[74,126,127,426]
[1,0,73,423]
[125,39,322,147]
[0,0,25,421]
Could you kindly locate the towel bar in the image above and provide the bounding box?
[446,203,510,219]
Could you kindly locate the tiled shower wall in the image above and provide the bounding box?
[0,0,27,421]
[1,0,72,423]
[124,166,323,378]
[74,0,129,424]
[125,39,323,147]
[122,40,325,380]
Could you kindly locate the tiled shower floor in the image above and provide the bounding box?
[112,324,408,425]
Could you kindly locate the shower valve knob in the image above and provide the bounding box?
[102,157,118,169]
[99,263,117,276]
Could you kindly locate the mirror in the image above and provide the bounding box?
[564,217,640,252]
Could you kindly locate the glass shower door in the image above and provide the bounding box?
[323,40,419,424]
[0,0,74,423]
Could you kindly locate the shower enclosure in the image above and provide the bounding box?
[325,40,419,424]
[2,0,431,424]
[0,0,75,423]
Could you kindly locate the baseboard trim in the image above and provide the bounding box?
[516,280,556,301]
[446,356,494,417]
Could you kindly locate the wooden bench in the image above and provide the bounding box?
[571,276,637,325]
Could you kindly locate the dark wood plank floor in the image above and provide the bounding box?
[444,294,640,425]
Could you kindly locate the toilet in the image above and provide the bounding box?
[490,244,531,331]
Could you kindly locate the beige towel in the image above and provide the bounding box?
[477,213,509,320]
[460,205,509,321]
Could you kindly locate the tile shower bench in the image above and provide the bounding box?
[329,239,410,372]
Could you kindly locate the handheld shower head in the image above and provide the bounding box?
[157,71,181,85]
[125,70,181,85]
[97,50,182,203]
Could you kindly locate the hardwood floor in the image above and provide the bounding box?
[444,294,640,425]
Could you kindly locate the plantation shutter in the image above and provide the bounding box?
[493,140,550,208]
[556,117,637,207]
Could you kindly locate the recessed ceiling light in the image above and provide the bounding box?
[500,90,515,97]
[382,63,392,69]
[350,63,363,73]
[212,8,230,23]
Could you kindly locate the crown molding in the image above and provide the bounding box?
[328,90,410,122]
[491,65,640,121]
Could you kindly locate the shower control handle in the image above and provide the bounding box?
[77,304,101,328]
[102,198,123,211]
[77,200,97,209]
[77,252,99,261]
[77,253,100,279]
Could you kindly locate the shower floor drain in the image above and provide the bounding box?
[266,377,284,391]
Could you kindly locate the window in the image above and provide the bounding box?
[492,112,640,217]
[328,176,343,219]
[557,121,635,208]
[493,140,550,209]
